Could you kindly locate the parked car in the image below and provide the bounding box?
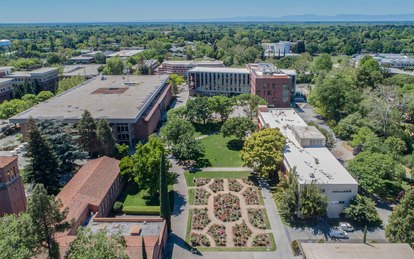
[329,227,349,239]
[339,222,354,232]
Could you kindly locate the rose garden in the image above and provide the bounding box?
[187,177,275,251]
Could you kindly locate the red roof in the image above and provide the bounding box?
[0,156,17,168]
[57,156,120,225]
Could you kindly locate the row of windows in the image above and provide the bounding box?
[332,190,353,193]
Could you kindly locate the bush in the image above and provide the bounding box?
[113,201,123,213]
[291,240,302,256]
[122,206,160,215]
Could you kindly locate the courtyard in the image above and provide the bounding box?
[199,134,243,168]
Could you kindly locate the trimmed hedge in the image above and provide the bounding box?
[123,206,160,215]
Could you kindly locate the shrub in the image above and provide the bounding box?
[291,240,302,256]
[122,206,160,215]
[113,201,123,213]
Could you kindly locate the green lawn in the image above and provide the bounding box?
[117,182,174,209]
[200,134,243,167]
[184,171,252,187]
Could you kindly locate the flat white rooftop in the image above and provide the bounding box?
[62,64,101,77]
[162,60,224,65]
[259,108,358,185]
[188,67,249,74]
[10,75,169,124]
[301,243,414,259]
[109,49,144,58]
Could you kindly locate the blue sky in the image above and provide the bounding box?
[1,0,413,23]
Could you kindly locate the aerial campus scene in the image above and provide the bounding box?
[1,1,414,259]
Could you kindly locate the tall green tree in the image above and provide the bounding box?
[160,118,195,146]
[24,118,60,194]
[77,110,98,157]
[299,182,328,220]
[96,119,116,157]
[37,119,87,177]
[159,153,171,233]
[386,188,414,248]
[275,168,299,221]
[221,116,256,141]
[208,96,234,122]
[64,228,128,259]
[28,184,71,259]
[186,97,212,124]
[343,195,381,224]
[170,136,205,164]
[356,56,383,88]
[103,57,124,75]
[120,135,166,195]
[311,53,333,73]
[168,74,185,94]
[309,73,360,123]
[235,94,267,119]
[0,213,40,259]
[240,128,286,179]
[57,76,85,94]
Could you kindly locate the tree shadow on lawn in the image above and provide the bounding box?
[193,121,222,135]
[226,139,244,151]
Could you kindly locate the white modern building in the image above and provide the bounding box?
[258,108,358,218]
[263,42,299,58]
[352,53,414,68]
[188,67,251,95]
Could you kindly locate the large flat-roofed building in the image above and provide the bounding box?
[109,49,145,59]
[188,67,251,95]
[56,157,168,259]
[0,78,14,103]
[258,108,358,218]
[157,60,225,77]
[62,64,101,79]
[0,156,27,217]
[10,75,172,146]
[5,67,59,92]
[248,63,293,107]
[68,55,95,64]
[301,243,414,259]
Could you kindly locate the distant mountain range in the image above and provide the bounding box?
[147,14,414,23]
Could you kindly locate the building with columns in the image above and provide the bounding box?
[0,156,27,217]
[156,60,224,77]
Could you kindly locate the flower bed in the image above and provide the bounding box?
[192,208,211,230]
[190,232,211,247]
[248,209,267,229]
[242,187,260,205]
[214,193,241,222]
[232,221,252,246]
[252,234,272,247]
[209,178,224,193]
[195,188,210,205]
[195,178,211,187]
[242,177,255,186]
[208,224,227,246]
[228,179,243,192]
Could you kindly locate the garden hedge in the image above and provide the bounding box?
[123,206,160,215]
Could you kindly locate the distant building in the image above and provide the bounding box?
[56,157,168,259]
[0,156,27,217]
[0,78,14,103]
[0,39,12,48]
[262,42,300,58]
[132,60,160,74]
[68,55,95,64]
[188,67,251,96]
[5,67,59,92]
[353,53,414,68]
[247,63,294,107]
[156,60,225,77]
[10,75,172,146]
[258,108,358,218]
[301,243,414,259]
[188,63,296,107]
[0,66,13,77]
[109,48,145,59]
[62,64,102,79]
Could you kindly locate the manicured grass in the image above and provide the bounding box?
[188,189,195,205]
[184,171,252,187]
[263,209,271,229]
[200,134,243,167]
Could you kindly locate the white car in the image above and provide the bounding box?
[329,227,349,239]
[339,222,354,232]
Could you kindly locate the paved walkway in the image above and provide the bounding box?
[201,167,251,172]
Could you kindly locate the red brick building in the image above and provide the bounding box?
[56,156,168,259]
[247,63,293,107]
[0,156,27,217]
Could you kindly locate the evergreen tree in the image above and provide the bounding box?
[96,119,116,157]
[37,119,87,178]
[299,182,328,220]
[77,110,98,157]
[159,153,171,233]
[24,118,60,194]
[28,184,71,259]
